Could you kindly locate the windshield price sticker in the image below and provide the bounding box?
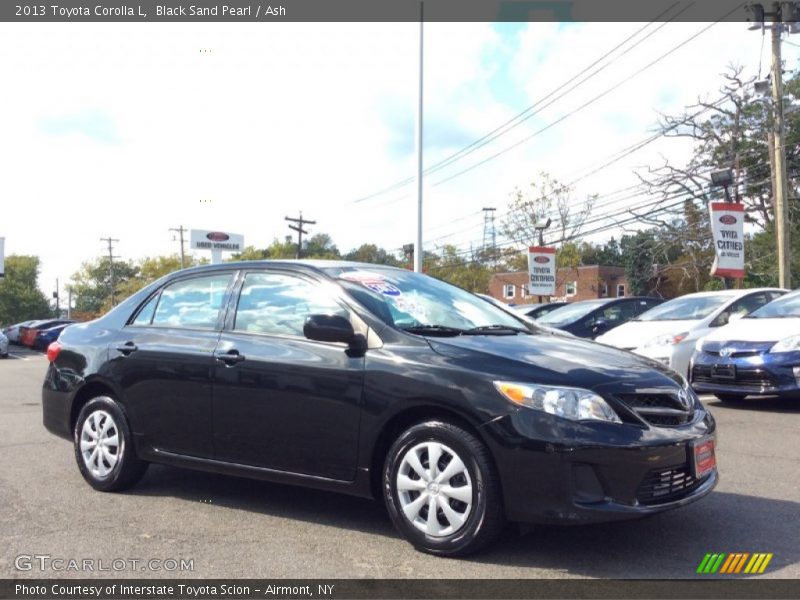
[709,202,745,278]
[341,271,402,296]
[527,246,557,296]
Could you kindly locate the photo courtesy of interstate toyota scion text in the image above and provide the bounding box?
[42,261,717,556]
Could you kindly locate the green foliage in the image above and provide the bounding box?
[426,246,491,293]
[344,244,402,266]
[71,257,139,314]
[0,255,52,325]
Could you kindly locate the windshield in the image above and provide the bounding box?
[327,267,526,333]
[537,299,609,325]
[636,294,730,321]
[747,291,800,318]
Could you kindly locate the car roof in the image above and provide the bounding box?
[169,259,407,279]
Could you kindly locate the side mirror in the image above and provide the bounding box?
[592,318,609,332]
[729,312,745,323]
[303,314,356,345]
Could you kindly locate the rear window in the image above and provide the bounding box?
[150,274,233,329]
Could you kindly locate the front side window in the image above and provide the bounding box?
[636,294,730,322]
[151,273,233,329]
[234,272,349,337]
[748,290,800,318]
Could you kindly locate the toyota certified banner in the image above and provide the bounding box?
[709,202,745,278]
[527,246,557,296]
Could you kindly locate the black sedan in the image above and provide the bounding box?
[513,301,567,320]
[42,261,716,556]
[536,296,664,339]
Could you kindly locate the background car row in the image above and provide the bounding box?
[1,319,75,355]
[513,287,798,403]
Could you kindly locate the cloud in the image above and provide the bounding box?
[39,109,120,144]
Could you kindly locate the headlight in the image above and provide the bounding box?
[644,332,690,348]
[770,334,800,353]
[494,381,621,423]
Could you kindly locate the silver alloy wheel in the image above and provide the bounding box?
[80,409,121,479]
[396,441,473,538]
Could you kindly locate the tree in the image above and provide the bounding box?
[71,257,139,314]
[304,233,340,259]
[426,246,491,293]
[344,244,402,266]
[0,255,51,324]
[502,172,595,248]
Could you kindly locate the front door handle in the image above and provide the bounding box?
[115,342,138,355]
[214,349,246,366]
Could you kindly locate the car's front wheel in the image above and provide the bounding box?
[382,420,504,556]
[73,395,148,492]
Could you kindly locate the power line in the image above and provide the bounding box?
[349,8,686,206]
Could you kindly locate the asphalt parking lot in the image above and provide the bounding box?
[0,350,798,579]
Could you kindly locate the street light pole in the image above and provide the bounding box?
[414,1,424,273]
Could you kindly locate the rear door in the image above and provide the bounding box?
[107,271,235,458]
[211,269,364,481]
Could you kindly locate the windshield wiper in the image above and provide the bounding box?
[463,325,530,335]
[400,325,465,337]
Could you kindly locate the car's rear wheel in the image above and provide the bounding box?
[715,393,746,403]
[382,420,504,556]
[73,395,148,491]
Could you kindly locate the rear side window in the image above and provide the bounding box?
[150,273,233,329]
[131,293,159,326]
[234,272,348,337]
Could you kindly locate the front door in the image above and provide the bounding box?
[212,270,364,481]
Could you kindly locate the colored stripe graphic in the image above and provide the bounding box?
[698,552,773,575]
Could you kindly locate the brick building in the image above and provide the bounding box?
[488,265,629,304]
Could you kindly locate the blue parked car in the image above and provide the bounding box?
[690,289,800,402]
[33,323,72,352]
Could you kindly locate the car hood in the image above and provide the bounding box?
[427,332,684,392]
[596,319,700,348]
[702,316,800,344]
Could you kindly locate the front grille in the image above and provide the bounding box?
[691,365,776,390]
[616,393,694,427]
[637,464,705,505]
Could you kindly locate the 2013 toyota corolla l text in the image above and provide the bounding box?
[42,261,717,556]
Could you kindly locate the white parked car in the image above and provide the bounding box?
[595,288,787,377]
[0,330,8,358]
[3,320,39,343]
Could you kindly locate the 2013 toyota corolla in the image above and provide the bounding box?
[42,261,717,556]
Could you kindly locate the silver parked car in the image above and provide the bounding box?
[0,330,9,358]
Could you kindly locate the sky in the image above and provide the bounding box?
[0,20,798,298]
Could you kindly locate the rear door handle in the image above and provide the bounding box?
[115,342,138,355]
[214,349,246,366]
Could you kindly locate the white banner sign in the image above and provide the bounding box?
[189,230,244,252]
[527,246,556,296]
[709,202,745,278]
[0,237,5,278]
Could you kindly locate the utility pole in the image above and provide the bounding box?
[749,1,795,288]
[285,212,316,259]
[771,4,792,289]
[100,237,120,306]
[169,225,187,269]
[54,278,59,316]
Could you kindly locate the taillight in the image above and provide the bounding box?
[47,341,62,362]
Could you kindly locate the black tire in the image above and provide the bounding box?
[382,420,504,556]
[715,393,746,403]
[73,395,148,492]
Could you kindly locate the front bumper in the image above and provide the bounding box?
[482,405,717,524]
[690,348,800,397]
